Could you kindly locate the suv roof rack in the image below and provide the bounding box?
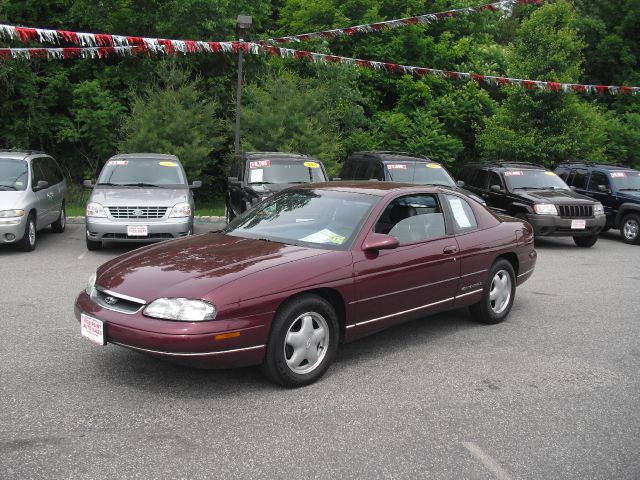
[555,161,632,169]
[464,160,546,169]
[356,151,430,161]
[244,151,309,158]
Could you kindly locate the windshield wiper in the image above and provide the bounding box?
[618,188,640,191]
[0,184,18,190]
[248,181,275,185]
[287,181,309,184]
[121,182,161,188]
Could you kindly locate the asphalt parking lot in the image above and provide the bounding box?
[1,224,638,479]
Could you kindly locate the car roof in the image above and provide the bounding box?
[0,150,45,160]
[556,162,636,172]
[110,153,181,162]
[352,151,432,162]
[291,181,453,197]
[465,161,546,171]
[243,152,315,161]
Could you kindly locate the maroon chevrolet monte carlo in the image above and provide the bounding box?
[75,183,536,387]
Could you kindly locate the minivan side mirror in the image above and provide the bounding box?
[456,180,465,187]
[190,180,202,189]
[83,179,94,189]
[569,186,576,191]
[34,180,49,191]
[490,184,503,193]
[597,184,608,193]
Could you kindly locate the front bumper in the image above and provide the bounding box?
[0,215,27,244]
[525,214,606,237]
[85,217,192,243]
[74,291,269,369]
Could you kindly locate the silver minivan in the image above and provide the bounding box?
[83,153,201,250]
[0,150,67,251]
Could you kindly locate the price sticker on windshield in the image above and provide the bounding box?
[545,171,557,176]
[426,163,442,168]
[387,164,408,169]
[159,161,178,167]
[610,172,627,178]
[249,160,270,168]
[108,160,128,166]
[304,161,320,168]
[504,171,524,176]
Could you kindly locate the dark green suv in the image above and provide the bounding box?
[555,162,640,245]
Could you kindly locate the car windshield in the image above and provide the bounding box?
[97,158,186,186]
[0,158,29,191]
[225,189,378,250]
[610,171,640,190]
[504,170,570,191]
[245,158,327,184]
[384,161,456,186]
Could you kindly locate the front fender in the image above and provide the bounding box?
[615,203,640,226]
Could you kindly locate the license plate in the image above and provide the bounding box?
[127,225,148,236]
[571,220,586,229]
[81,314,105,346]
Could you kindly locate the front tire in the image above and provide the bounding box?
[51,204,66,233]
[621,213,640,245]
[573,235,598,248]
[261,294,339,388]
[470,259,516,324]
[17,214,37,252]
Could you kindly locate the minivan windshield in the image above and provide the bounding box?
[504,170,570,191]
[610,170,640,191]
[384,161,456,186]
[225,189,378,250]
[97,158,186,187]
[245,158,327,185]
[0,158,29,191]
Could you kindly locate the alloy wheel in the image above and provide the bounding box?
[283,312,329,375]
[489,270,512,315]
[623,218,638,241]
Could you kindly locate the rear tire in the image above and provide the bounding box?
[621,213,640,245]
[51,204,66,233]
[573,235,598,248]
[261,294,339,388]
[86,235,102,251]
[470,259,516,325]
[17,214,37,252]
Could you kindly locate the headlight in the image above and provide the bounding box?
[533,204,557,215]
[593,203,604,215]
[144,298,216,321]
[86,272,97,295]
[0,209,25,218]
[169,202,192,218]
[86,202,107,218]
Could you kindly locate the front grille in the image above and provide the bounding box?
[107,206,168,219]
[90,286,145,314]
[557,204,593,218]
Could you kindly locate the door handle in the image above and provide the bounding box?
[443,245,458,255]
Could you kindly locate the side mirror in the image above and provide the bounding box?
[190,180,202,189]
[34,180,49,191]
[569,186,576,191]
[597,184,608,193]
[362,233,400,252]
[490,185,503,193]
[456,180,465,187]
[83,179,94,189]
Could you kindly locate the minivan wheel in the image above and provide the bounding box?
[621,213,640,245]
[86,235,102,251]
[261,294,339,388]
[17,215,37,252]
[470,259,516,325]
[51,205,66,233]
[573,235,598,248]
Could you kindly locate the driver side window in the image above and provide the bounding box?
[587,171,610,192]
[374,194,446,244]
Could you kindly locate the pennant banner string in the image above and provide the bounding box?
[1,44,637,96]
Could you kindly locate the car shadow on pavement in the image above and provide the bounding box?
[89,307,481,395]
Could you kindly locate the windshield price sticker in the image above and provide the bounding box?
[545,171,557,176]
[159,161,178,167]
[610,172,627,178]
[304,161,320,168]
[300,229,346,245]
[108,160,128,166]
[249,169,264,183]
[426,163,442,169]
[387,164,408,169]
[504,171,524,176]
[250,160,271,169]
[448,197,472,228]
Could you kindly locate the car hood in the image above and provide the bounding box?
[618,190,640,200]
[89,187,189,206]
[0,191,27,209]
[96,233,332,301]
[513,189,595,204]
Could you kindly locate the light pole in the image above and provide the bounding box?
[234,15,252,157]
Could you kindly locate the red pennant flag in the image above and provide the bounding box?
[94,34,114,47]
[158,39,174,54]
[355,59,372,69]
[444,71,459,80]
[184,41,198,53]
[30,48,48,59]
[59,30,79,44]
[406,18,419,25]
[127,37,145,47]
[620,86,634,95]
[15,27,38,42]
[496,77,510,86]
[522,80,536,91]
[63,48,82,59]
[546,82,561,92]
[471,73,486,83]
[595,85,608,94]
[571,85,587,93]
[0,49,13,59]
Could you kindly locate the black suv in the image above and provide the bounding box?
[226,152,329,222]
[458,161,606,247]
[338,151,486,205]
[555,162,640,244]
